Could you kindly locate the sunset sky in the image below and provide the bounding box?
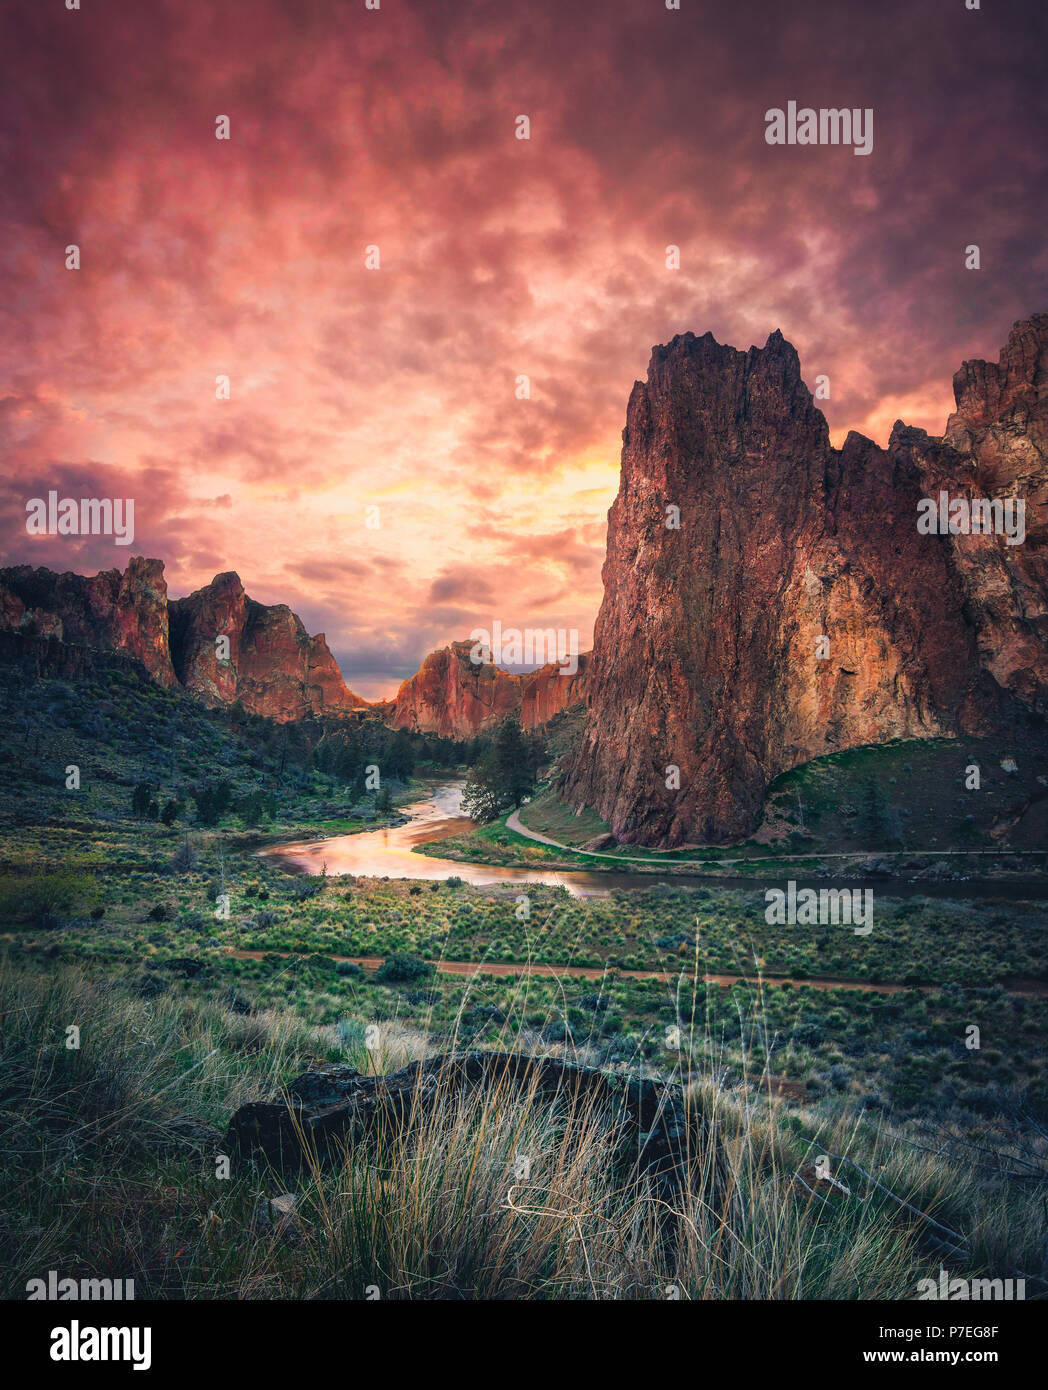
[1,0,1046,698]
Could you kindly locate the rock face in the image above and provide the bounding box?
[0,556,176,687]
[390,641,588,737]
[169,572,367,721]
[0,559,366,721]
[0,557,586,732]
[565,315,1048,846]
[226,1051,723,1206]
[521,653,590,728]
[389,642,522,738]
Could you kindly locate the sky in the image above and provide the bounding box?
[1,0,1046,699]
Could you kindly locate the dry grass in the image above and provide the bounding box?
[0,960,1042,1299]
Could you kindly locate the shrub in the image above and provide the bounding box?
[376,953,435,985]
[0,871,97,927]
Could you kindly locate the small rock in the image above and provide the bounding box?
[250,1193,303,1241]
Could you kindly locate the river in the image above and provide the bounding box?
[261,781,1048,902]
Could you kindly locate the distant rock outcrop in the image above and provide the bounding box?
[388,641,588,738]
[0,559,366,721]
[169,572,367,721]
[0,558,587,732]
[565,315,1048,846]
[0,556,176,687]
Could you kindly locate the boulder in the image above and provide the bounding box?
[226,1050,724,1205]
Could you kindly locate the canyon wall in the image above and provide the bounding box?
[564,315,1048,846]
[0,561,365,721]
[0,562,586,731]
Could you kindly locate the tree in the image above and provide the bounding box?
[494,718,537,808]
[462,719,540,823]
[194,778,234,826]
[160,798,182,826]
[461,749,504,823]
[132,783,153,816]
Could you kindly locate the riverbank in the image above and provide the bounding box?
[416,792,1048,887]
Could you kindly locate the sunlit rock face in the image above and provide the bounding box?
[565,316,1048,847]
[388,642,588,738]
[520,653,589,729]
[169,571,368,721]
[0,555,177,688]
[0,560,367,721]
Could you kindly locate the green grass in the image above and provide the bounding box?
[2,661,1047,1298]
[2,960,1043,1299]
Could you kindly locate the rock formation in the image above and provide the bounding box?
[0,559,366,721]
[0,556,176,687]
[388,642,522,739]
[521,652,590,729]
[0,558,585,732]
[565,315,1048,846]
[389,641,588,737]
[226,1051,723,1207]
[169,572,367,721]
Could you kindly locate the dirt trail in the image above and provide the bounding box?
[225,949,1048,997]
[506,809,1048,870]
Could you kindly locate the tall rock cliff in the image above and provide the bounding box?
[521,652,590,728]
[565,315,1048,846]
[168,572,367,721]
[0,555,177,687]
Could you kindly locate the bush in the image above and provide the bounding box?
[0,871,97,927]
[376,953,435,985]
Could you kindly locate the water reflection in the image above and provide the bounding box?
[262,781,1048,903]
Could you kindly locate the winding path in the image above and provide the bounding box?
[505,810,1048,870]
[227,949,1048,998]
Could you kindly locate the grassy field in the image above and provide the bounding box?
[1,661,1046,1299]
[2,960,1045,1300]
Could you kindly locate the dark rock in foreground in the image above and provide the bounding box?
[226,1051,724,1203]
